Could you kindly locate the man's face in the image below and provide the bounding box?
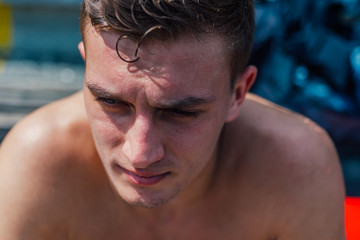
[82,27,236,208]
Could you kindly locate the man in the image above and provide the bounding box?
[0,0,346,239]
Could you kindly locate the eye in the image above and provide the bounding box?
[99,98,116,105]
[96,97,132,110]
[164,109,200,119]
[96,97,117,105]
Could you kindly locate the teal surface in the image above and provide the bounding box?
[0,1,84,130]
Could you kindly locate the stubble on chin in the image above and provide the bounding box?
[124,184,183,209]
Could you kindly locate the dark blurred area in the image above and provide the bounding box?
[0,0,359,195]
[251,0,360,196]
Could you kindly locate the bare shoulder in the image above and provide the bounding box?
[240,93,339,157]
[0,91,94,163]
[227,94,341,166]
[225,93,346,239]
[0,91,99,239]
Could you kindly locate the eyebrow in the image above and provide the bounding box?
[86,82,216,108]
[155,96,216,109]
[87,83,119,99]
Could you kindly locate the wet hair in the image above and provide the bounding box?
[80,0,255,87]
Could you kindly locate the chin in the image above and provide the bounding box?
[119,184,183,209]
[130,198,171,209]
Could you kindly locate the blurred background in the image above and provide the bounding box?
[0,0,84,142]
[0,0,359,195]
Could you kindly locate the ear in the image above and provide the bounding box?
[226,65,257,122]
[78,41,86,61]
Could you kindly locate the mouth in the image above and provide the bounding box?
[115,165,170,186]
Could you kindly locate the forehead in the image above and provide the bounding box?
[83,26,230,96]
[84,24,227,64]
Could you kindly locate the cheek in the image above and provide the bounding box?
[167,117,224,161]
[85,99,124,151]
[92,119,121,144]
[167,121,222,184]
[89,118,126,167]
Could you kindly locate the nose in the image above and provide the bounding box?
[122,114,164,169]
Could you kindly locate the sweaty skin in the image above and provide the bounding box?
[0,25,346,240]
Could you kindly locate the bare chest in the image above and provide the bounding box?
[70,201,273,240]
[72,221,267,240]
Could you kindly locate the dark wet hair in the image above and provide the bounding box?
[80,0,255,87]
